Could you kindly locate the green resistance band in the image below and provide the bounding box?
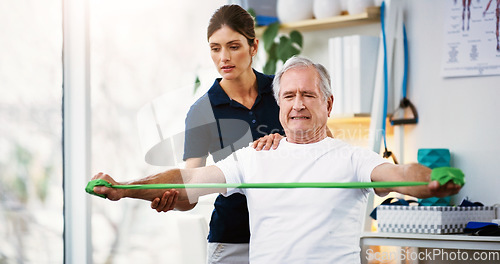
[85,178,429,199]
[86,167,465,199]
[431,167,465,186]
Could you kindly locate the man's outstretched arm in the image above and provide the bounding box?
[91,165,226,203]
[371,163,462,198]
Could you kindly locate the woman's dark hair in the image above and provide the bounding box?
[207,4,256,46]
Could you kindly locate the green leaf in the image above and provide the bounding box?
[14,177,28,202]
[264,59,277,75]
[15,144,32,166]
[262,22,280,52]
[289,30,303,48]
[289,46,301,57]
[277,36,291,62]
[262,24,303,74]
[247,8,257,20]
[278,37,300,62]
[36,166,52,202]
[278,37,301,63]
[193,75,201,94]
[267,42,278,61]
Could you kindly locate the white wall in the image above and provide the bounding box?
[404,0,500,206]
[302,0,500,206]
[301,23,380,71]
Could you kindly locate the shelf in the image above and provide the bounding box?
[327,116,393,136]
[256,6,380,35]
[361,232,500,251]
[328,114,371,124]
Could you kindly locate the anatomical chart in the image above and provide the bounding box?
[442,0,500,77]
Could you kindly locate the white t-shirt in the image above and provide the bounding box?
[216,137,387,264]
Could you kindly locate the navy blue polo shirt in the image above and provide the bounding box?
[183,70,283,243]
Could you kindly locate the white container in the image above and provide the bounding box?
[377,205,497,234]
[277,0,314,23]
[328,35,379,115]
[347,0,373,15]
[313,0,342,19]
[340,0,348,11]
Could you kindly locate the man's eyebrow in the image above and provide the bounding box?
[303,90,318,95]
[281,91,295,96]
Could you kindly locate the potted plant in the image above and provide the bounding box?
[261,22,303,74]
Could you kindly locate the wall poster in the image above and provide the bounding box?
[442,0,500,77]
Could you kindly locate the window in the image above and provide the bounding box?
[1,1,230,262]
[0,0,64,263]
[89,1,224,263]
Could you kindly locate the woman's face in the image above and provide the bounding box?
[208,25,257,81]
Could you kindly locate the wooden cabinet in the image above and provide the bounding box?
[327,115,392,146]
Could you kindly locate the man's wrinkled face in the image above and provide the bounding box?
[278,66,332,143]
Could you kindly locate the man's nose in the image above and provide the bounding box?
[292,96,305,111]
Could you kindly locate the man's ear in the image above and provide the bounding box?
[327,95,334,117]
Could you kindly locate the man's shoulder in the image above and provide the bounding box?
[313,138,361,157]
[326,138,383,161]
[325,137,348,147]
[234,144,259,158]
[214,145,257,171]
[305,137,348,149]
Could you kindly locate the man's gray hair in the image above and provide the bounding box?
[272,56,332,104]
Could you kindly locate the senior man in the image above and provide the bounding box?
[92,56,460,263]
